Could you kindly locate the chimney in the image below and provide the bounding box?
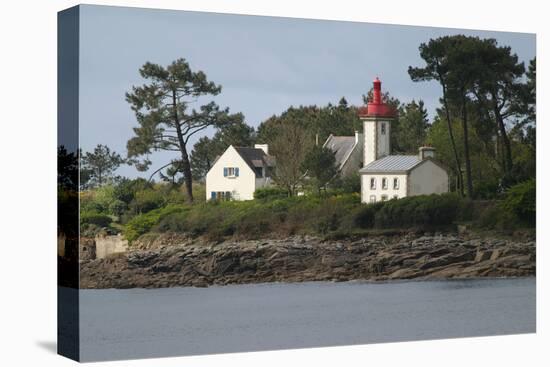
[255,144,269,155]
[419,146,436,160]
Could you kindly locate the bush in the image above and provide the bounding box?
[374,194,461,228]
[123,205,188,242]
[109,199,128,217]
[80,212,112,228]
[352,202,384,228]
[113,178,151,204]
[500,179,535,225]
[254,187,289,200]
[332,173,361,194]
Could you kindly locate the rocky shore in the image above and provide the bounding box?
[79,233,536,289]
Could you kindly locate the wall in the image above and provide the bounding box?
[95,234,128,259]
[408,160,449,195]
[362,117,392,166]
[206,145,257,201]
[361,173,407,203]
[255,176,273,190]
[340,139,363,177]
[79,238,96,260]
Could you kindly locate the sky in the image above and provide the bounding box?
[78,5,536,179]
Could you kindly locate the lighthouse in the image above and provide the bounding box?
[358,77,397,166]
[358,77,449,203]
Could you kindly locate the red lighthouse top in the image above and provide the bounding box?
[358,77,397,118]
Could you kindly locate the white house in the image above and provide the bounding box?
[206,144,275,201]
[323,131,363,177]
[358,77,449,203]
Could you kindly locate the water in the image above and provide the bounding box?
[77,278,536,361]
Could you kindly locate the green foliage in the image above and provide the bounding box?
[373,194,461,228]
[352,202,385,228]
[108,199,128,217]
[254,187,289,200]
[123,205,188,242]
[80,212,113,228]
[332,173,361,194]
[81,144,125,188]
[397,100,429,153]
[129,187,167,214]
[116,187,533,242]
[500,179,535,225]
[125,58,244,202]
[301,145,338,193]
[113,178,150,205]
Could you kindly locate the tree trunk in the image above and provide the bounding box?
[441,84,464,196]
[494,106,513,174]
[461,95,474,198]
[172,91,194,203]
[179,147,194,203]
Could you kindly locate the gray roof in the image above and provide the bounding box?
[323,135,359,169]
[234,147,275,171]
[359,155,421,173]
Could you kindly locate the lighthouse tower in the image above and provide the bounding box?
[358,77,397,166]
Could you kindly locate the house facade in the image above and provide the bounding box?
[358,77,449,203]
[205,144,274,201]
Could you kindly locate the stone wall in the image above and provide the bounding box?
[79,238,96,260]
[95,234,128,259]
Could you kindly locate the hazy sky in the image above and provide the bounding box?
[78,5,535,178]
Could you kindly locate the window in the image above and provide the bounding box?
[381,122,386,135]
[370,177,376,190]
[393,178,399,190]
[369,195,376,203]
[382,177,388,190]
[211,191,232,201]
[381,195,388,201]
[223,167,239,177]
[254,167,263,178]
[393,195,399,200]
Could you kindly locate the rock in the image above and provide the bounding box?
[475,250,492,262]
[79,234,536,289]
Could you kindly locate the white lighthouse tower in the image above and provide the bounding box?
[359,77,396,166]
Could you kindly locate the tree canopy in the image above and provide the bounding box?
[80,144,125,188]
[125,58,243,202]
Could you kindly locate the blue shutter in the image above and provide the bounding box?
[223,167,228,177]
[235,167,239,177]
[211,192,216,200]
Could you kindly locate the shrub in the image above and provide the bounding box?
[113,178,151,204]
[80,212,112,228]
[352,202,384,228]
[332,173,361,194]
[129,187,167,214]
[374,194,460,228]
[254,187,289,200]
[123,205,187,242]
[109,199,128,217]
[500,179,536,226]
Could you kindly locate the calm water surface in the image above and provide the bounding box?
[78,278,535,361]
